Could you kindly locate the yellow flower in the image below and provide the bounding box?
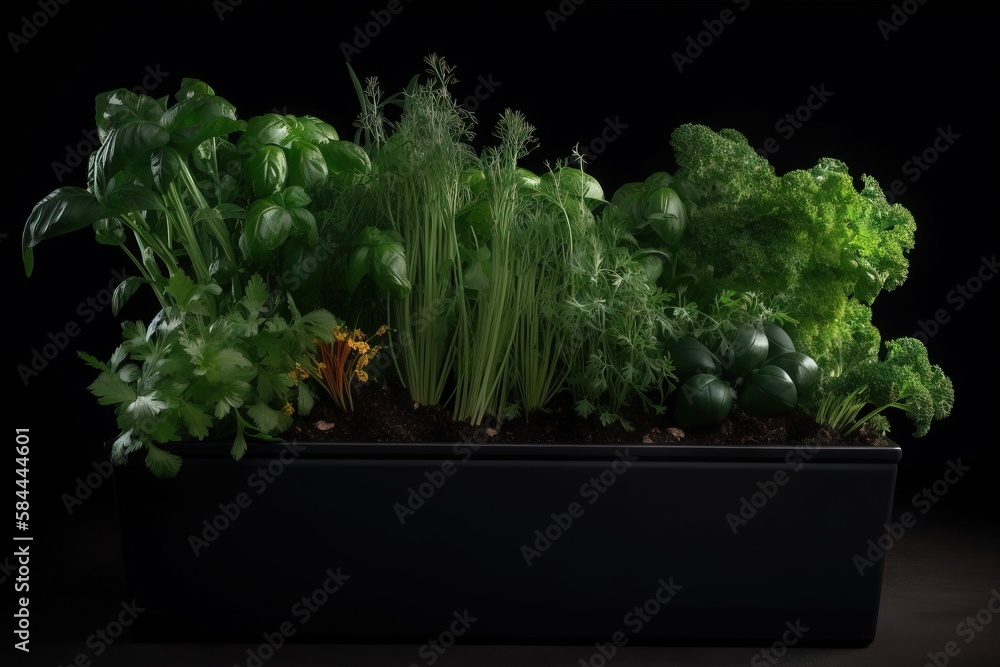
[281,402,295,417]
[352,328,363,340]
[287,363,309,382]
[375,324,389,337]
[354,369,368,382]
[317,362,327,371]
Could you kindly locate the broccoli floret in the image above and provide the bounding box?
[832,337,954,437]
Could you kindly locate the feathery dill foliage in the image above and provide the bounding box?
[452,110,538,425]
[511,183,573,418]
[667,290,796,363]
[352,56,681,428]
[553,187,677,431]
[365,55,478,407]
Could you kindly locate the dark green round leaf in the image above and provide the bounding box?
[96,88,166,137]
[611,181,644,207]
[104,184,165,214]
[741,366,798,417]
[22,187,109,275]
[278,185,311,210]
[150,146,183,192]
[460,168,487,197]
[371,241,411,298]
[766,353,819,393]
[641,187,687,246]
[722,324,769,380]
[668,177,704,204]
[540,167,606,208]
[247,145,288,199]
[296,115,339,144]
[244,201,292,264]
[358,226,383,246]
[515,167,540,192]
[290,208,318,245]
[669,337,721,382]
[175,78,215,101]
[637,254,664,284]
[763,321,796,361]
[456,200,493,241]
[345,245,371,293]
[644,171,673,189]
[239,114,293,154]
[287,140,328,189]
[320,140,371,176]
[93,121,171,194]
[161,95,244,155]
[674,374,734,428]
[609,182,645,229]
[646,214,685,247]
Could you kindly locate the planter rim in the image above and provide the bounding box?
[155,441,902,463]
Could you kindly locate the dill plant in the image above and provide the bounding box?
[362,55,477,407]
[509,186,573,418]
[547,177,677,430]
[451,111,538,425]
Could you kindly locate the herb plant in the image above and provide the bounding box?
[308,324,388,412]
[550,183,677,430]
[667,124,914,373]
[653,123,952,438]
[21,80,341,476]
[361,56,477,409]
[819,337,954,437]
[670,322,819,428]
[79,276,336,476]
[19,63,956,476]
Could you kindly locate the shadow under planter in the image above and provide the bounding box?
[113,441,900,646]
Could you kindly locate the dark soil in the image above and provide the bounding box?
[289,377,887,448]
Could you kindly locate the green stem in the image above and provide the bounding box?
[176,160,241,299]
[119,245,169,312]
[845,400,910,436]
[166,183,217,319]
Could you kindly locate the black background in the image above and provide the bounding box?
[4,1,997,665]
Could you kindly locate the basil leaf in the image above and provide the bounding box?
[22,187,108,275]
[247,145,288,198]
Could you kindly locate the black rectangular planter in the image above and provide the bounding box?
[114,441,900,646]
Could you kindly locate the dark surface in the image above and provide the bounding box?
[5,2,997,665]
